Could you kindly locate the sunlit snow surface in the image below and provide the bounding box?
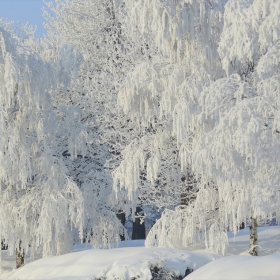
[185,254,280,280]
[2,241,219,280]
[185,226,280,280]
[1,227,280,280]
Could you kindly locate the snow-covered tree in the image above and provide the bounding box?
[43,0,132,246]
[90,0,280,256]
[145,0,280,256]
[113,0,227,224]
[0,22,84,270]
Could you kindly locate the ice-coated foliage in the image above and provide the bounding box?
[114,0,227,220]
[113,0,280,254]
[0,23,84,262]
[218,0,280,76]
[115,1,228,180]
[43,0,133,247]
[124,0,227,70]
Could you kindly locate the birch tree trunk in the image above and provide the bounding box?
[249,217,258,256]
[16,241,24,269]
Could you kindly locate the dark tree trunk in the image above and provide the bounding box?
[180,170,197,206]
[132,207,146,240]
[16,240,24,269]
[116,212,126,241]
[249,217,258,256]
[1,240,8,250]
[239,222,245,229]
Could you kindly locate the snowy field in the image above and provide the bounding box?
[1,243,219,279]
[1,226,280,279]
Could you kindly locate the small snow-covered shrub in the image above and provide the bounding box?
[150,264,193,280]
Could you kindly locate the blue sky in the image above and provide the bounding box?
[0,0,48,37]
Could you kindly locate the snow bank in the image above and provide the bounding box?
[2,227,280,279]
[3,242,219,280]
[185,254,280,280]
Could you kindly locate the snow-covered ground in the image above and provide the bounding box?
[185,226,280,280]
[1,226,280,280]
[186,254,280,280]
[2,242,219,279]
